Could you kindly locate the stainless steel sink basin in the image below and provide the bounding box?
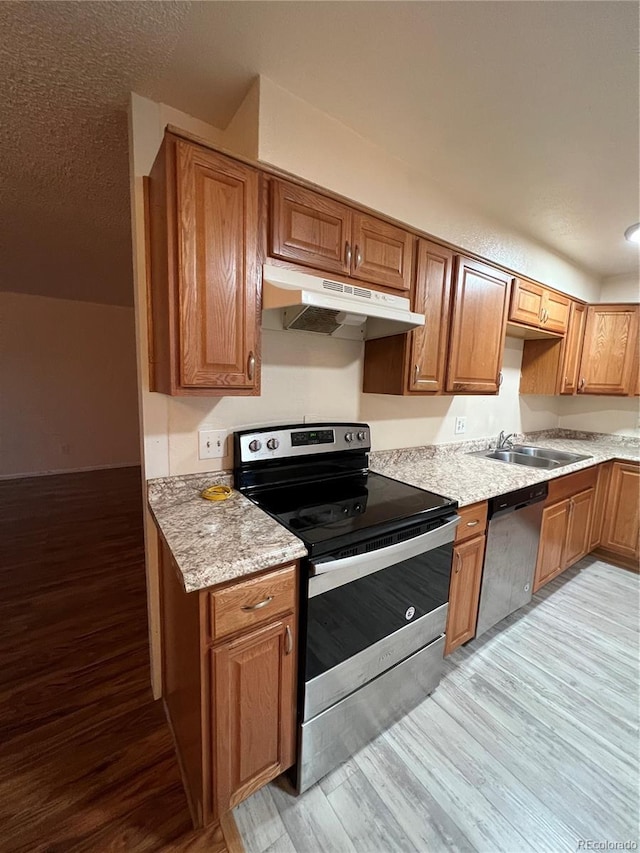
[471,445,592,469]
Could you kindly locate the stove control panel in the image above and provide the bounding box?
[236,423,371,463]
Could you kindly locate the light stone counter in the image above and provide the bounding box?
[370,430,640,508]
[147,472,307,593]
[148,430,638,592]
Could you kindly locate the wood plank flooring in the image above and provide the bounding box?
[0,468,225,853]
[235,558,640,853]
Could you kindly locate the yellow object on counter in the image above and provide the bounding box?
[200,484,233,502]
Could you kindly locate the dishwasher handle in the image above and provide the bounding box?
[488,483,548,520]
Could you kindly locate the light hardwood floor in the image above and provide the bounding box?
[235,557,640,853]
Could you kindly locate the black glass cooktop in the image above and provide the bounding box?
[251,472,456,556]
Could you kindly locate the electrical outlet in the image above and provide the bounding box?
[454,416,467,435]
[198,429,226,460]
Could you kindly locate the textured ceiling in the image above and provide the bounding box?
[1,1,638,307]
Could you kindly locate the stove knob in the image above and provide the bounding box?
[248,439,262,452]
[357,431,366,441]
[345,432,354,443]
[267,438,279,450]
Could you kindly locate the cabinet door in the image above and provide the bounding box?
[445,534,485,654]
[509,278,544,327]
[177,141,260,390]
[601,462,640,560]
[351,213,414,291]
[564,488,594,568]
[446,257,511,394]
[578,304,639,395]
[407,240,454,392]
[212,615,296,815]
[533,500,570,592]
[270,180,352,275]
[559,302,586,395]
[542,290,571,334]
[590,462,612,550]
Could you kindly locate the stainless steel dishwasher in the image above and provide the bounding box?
[476,482,548,637]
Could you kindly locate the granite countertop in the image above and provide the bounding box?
[147,472,307,593]
[148,430,638,593]
[370,430,640,508]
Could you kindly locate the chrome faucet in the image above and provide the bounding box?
[497,430,515,449]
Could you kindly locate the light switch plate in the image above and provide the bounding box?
[454,416,467,435]
[198,429,226,460]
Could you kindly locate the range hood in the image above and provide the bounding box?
[261,264,424,340]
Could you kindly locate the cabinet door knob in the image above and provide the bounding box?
[355,245,362,268]
[247,351,256,381]
[241,595,273,612]
[345,241,352,267]
[285,625,293,655]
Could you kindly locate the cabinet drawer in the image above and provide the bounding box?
[455,502,488,543]
[546,466,597,505]
[209,565,296,642]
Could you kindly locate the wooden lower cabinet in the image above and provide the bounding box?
[445,534,486,654]
[534,485,594,592]
[597,461,640,568]
[534,500,571,591]
[159,536,298,829]
[590,461,612,550]
[213,615,296,815]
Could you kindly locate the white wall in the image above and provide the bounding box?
[600,272,639,303]
[557,397,639,438]
[0,292,140,477]
[258,78,601,304]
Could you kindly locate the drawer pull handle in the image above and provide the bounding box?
[285,625,293,655]
[241,595,273,612]
[413,364,420,385]
[466,520,479,527]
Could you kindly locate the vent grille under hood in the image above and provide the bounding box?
[262,264,425,340]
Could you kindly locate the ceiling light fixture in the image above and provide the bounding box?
[624,223,640,243]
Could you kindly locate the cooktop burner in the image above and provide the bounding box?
[251,471,455,555]
[233,422,457,557]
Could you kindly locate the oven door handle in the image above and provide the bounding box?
[308,514,460,598]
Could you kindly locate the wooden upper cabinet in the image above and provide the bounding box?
[362,238,453,395]
[351,213,413,291]
[270,180,352,275]
[212,615,296,815]
[407,240,454,391]
[578,304,639,395]
[148,135,261,395]
[559,302,587,394]
[510,278,544,327]
[446,257,511,394]
[600,462,640,561]
[269,179,413,291]
[509,278,570,334]
[543,290,571,334]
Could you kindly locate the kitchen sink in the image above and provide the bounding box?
[471,445,592,469]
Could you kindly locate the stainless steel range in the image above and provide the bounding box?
[234,423,459,793]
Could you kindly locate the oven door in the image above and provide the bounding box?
[304,514,458,721]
